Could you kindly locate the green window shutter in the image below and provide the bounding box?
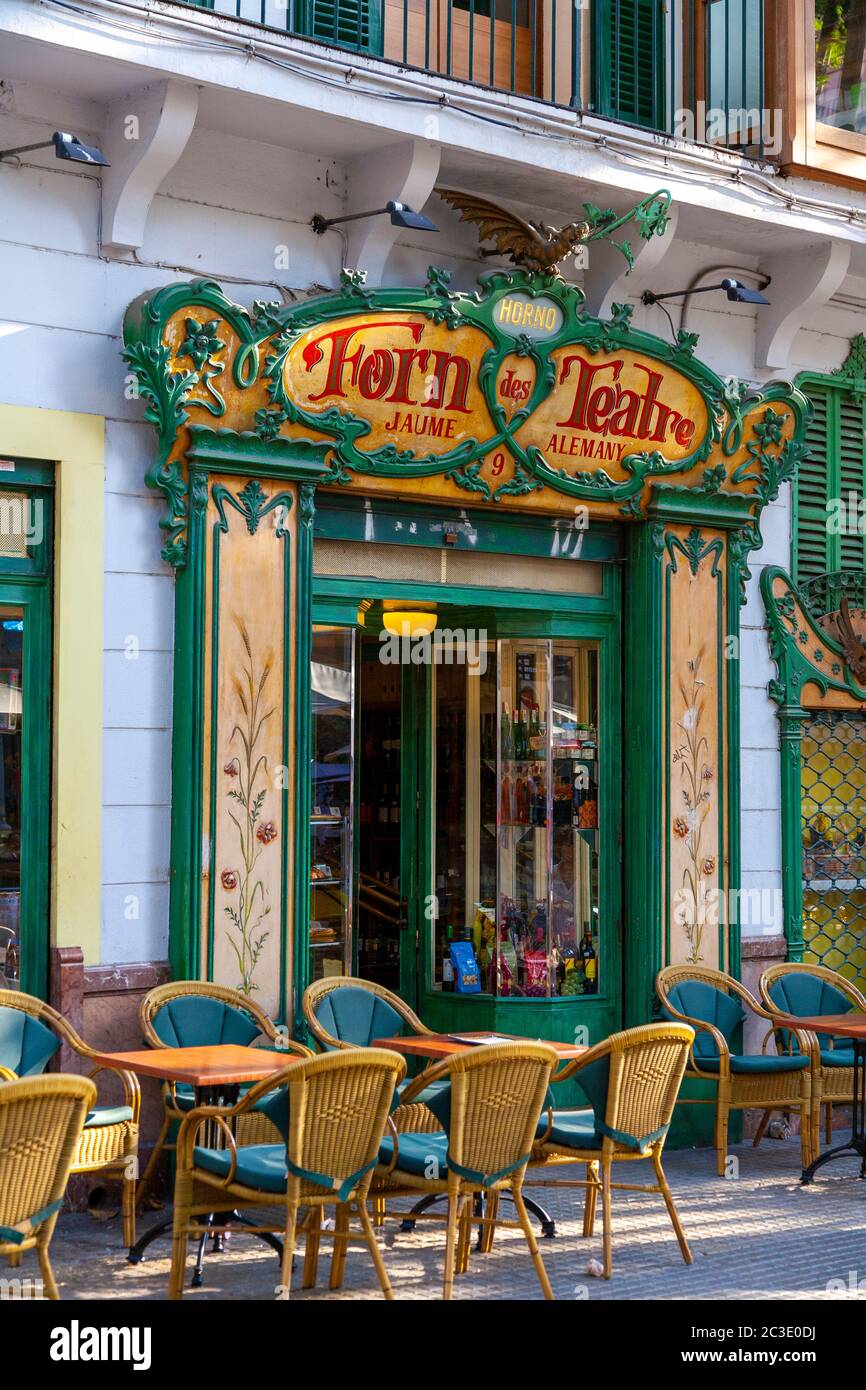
[795,380,866,584]
[303,0,382,54]
[795,383,832,585]
[593,0,664,129]
[836,390,866,572]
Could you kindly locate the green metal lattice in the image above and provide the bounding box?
[802,708,866,988]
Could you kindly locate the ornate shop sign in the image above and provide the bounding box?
[123,267,808,568]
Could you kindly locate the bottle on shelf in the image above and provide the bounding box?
[580,929,598,994]
[501,702,513,760]
[442,925,454,989]
[377,784,389,825]
[512,708,524,760]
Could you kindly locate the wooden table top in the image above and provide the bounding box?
[89,1044,294,1087]
[371,1031,587,1061]
[772,1013,866,1042]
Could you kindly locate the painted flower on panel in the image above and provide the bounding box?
[221,869,238,891]
[222,620,276,996]
[671,652,715,964]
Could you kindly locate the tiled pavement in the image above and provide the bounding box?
[40,1138,866,1300]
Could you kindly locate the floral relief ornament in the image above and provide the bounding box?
[671,652,716,963]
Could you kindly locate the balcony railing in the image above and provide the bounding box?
[168,0,768,155]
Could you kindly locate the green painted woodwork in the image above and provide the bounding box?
[794,341,866,584]
[329,557,622,1045]
[313,493,624,562]
[592,0,665,130]
[122,269,805,567]
[298,0,383,54]
[622,522,664,1025]
[0,463,53,999]
[778,706,807,960]
[761,563,866,962]
[291,483,317,1034]
[165,446,330,1017]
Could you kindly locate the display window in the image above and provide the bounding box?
[432,639,601,1000]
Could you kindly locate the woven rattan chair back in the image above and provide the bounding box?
[758,960,866,1014]
[0,1074,95,1243]
[283,1048,406,1201]
[0,987,84,1052]
[139,979,278,1048]
[600,1023,694,1146]
[441,1042,558,1185]
[302,975,427,1051]
[656,962,763,1017]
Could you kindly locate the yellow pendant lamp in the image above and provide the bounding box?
[381,610,438,638]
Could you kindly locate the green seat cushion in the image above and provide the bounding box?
[84,1105,134,1128]
[536,1108,600,1150]
[0,1007,59,1077]
[379,1131,449,1178]
[664,980,745,1062]
[194,1143,287,1194]
[767,974,853,1053]
[313,987,404,1049]
[820,1047,856,1068]
[150,996,260,1049]
[696,1052,809,1075]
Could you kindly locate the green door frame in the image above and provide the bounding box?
[400,660,431,1014]
[0,463,54,999]
[0,580,52,997]
[313,564,622,1046]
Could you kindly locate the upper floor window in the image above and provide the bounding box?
[795,343,866,593]
[815,0,866,136]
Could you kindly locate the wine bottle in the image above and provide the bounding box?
[442,925,454,989]
[580,930,598,994]
[501,702,512,760]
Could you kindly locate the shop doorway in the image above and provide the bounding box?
[310,601,622,1042]
[0,464,53,999]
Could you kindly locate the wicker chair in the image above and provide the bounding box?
[0,1073,97,1297]
[656,965,815,1175]
[758,961,866,1154]
[526,1023,693,1279]
[302,976,444,1135]
[168,1047,406,1300]
[137,980,311,1208]
[0,989,140,1247]
[375,1040,559,1300]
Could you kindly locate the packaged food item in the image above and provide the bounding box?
[450,940,482,994]
[523,949,549,994]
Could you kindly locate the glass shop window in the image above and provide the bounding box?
[431,638,601,999]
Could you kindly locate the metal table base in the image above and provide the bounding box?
[801,1038,866,1183]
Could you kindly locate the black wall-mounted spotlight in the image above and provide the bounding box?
[642,276,770,307]
[311,200,438,235]
[0,130,110,167]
